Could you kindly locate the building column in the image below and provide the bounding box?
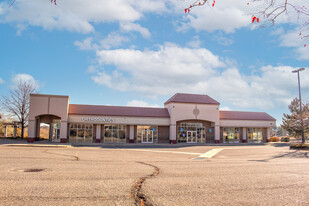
[13,125,17,138]
[214,125,220,143]
[129,125,134,143]
[96,124,101,143]
[35,117,40,141]
[169,124,176,144]
[4,125,7,137]
[266,128,271,142]
[242,127,247,143]
[60,121,68,143]
[27,120,35,142]
[129,125,135,143]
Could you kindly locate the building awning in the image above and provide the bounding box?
[219,111,276,121]
[69,104,170,118]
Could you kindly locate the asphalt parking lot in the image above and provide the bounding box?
[0,142,308,206]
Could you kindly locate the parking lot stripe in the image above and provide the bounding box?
[198,148,223,158]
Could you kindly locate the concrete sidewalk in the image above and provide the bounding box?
[0,138,285,149]
[0,138,71,148]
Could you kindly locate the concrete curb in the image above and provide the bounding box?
[0,143,72,148]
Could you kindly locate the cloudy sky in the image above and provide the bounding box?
[0,0,308,125]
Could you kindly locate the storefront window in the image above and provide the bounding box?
[247,128,263,143]
[104,125,126,143]
[177,123,206,143]
[223,128,240,143]
[137,126,158,143]
[69,124,93,143]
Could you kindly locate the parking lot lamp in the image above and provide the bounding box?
[292,68,305,143]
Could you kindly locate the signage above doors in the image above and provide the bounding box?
[81,117,114,122]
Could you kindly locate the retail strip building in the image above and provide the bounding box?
[27,93,276,144]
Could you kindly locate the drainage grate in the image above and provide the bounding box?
[23,168,46,172]
[12,168,47,173]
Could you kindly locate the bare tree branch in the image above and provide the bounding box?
[0,81,37,138]
[183,0,309,42]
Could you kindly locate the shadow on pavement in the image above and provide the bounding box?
[269,142,291,147]
[249,150,309,162]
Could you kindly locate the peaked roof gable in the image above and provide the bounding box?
[164,93,220,105]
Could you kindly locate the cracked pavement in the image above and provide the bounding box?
[0,144,308,205]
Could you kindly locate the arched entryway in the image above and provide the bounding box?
[176,119,215,143]
[35,114,61,142]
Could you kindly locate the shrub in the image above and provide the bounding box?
[270,136,279,142]
[281,137,290,142]
[290,143,309,150]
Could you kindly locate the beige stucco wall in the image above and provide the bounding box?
[29,94,69,121]
[165,102,220,141]
[68,115,170,126]
[28,94,69,139]
[165,103,219,124]
[220,119,276,128]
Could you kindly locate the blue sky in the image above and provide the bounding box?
[0,0,308,125]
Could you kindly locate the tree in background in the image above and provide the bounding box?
[272,125,289,136]
[281,98,309,141]
[0,81,36,139]
[0,113,7,137]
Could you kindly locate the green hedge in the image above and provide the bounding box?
[281,137,290,142]
[290,143,309,149]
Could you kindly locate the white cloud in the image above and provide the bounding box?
[92,70,130,92]
[178,0,308,34]
[0,77,4,84]
[126,100,160,108]
[75,37,96,51]
[0,0,168,33]
[75,33,130,51]
[11,74,39,89]
[276,29,309,60]
[95,43,225,96]
[91,43,309,109]
[179,1,250,33]
[99,32,130,49]
[16,24,27,36]
[134,0,168,13]
[87,65,99,74]
[186,35,202,48]
[212,33,234,46]
[120,22,151,38]
[220,106,230,110]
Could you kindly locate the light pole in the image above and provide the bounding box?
[292,68,305,143]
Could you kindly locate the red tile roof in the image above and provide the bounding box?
[220,111,276,121]
[164,93,220,105]
[69,104,170,118]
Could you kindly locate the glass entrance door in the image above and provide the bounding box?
[187,131,197,143]
[142,130,153,143]
[51,120,61,142]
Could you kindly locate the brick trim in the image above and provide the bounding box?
[170,140,177,144]
[60,138,67,143]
